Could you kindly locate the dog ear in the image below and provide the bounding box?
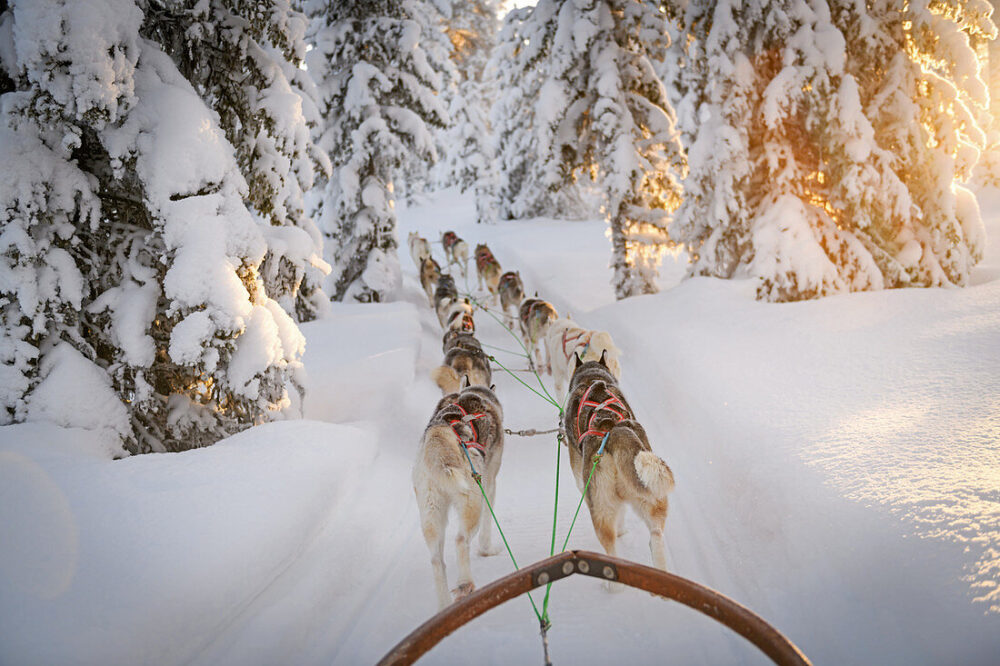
[573,352,583,371]
[461,375,470,390]
[490,384,496,392]
[599,349,608,367]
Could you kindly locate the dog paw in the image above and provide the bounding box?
[452,582,475,600]
[478,543,503,557]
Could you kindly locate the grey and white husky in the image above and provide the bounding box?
[562,353,674,574]
[518,296,558,373]
[413,383,505,609]
[442,330,482,355]
[497,271,525,328]
[431,338,492,395]
[434,274,460,327]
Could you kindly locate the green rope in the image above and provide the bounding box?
[540,431,563,622]
[559,432,610,553]
[480,341,528,357]
[489,355,561,410]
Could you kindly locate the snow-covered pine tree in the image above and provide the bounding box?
[833,0,994,289]
[675,0,994,301]
[435,0,500,210]
[517,0,686,297]
[0,0,304,453]
[307,0,448,302]
[141,0,332,322]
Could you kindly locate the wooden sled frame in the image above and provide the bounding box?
[378,550,811,666]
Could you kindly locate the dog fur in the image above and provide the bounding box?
[413,383,505,608]
[434,274,460,327]
[545,317,622,402]
[562,355,674,575]
[431,342,492,395]
[408,232,432,268]
[442,330,482,355]
[420,256,442,306]
[474,244,503,301]
[497,271,525,328]
[445,299,476,334]
[442,231,469,279]
[518,297,558,373]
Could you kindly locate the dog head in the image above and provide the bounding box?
[569,351,618,393]
[442,330,481,354]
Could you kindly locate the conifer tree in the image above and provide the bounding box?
[142,0,332,322]
[674,0,993,301]
[503,0,686,297]
[0,0,304,452]
[307,0,448,302]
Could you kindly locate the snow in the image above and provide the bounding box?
[3,187,1000,664]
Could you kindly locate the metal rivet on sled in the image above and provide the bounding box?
[537,572,550,585]
[562,561,574,575]
[603,566,615,580]
[577,560,590,574]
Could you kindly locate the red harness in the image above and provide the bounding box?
[521,300,546,330]
[442,232,459,252]
[575,382,628,446]
[447,403,487,454]
[561,329,593,361]
[476,248,498,272]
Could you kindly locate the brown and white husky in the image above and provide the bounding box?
[413,383,505,609]
[518,296,558,373]
[562,354,674,575]
[419,256,442,306]
[497,271,525,328]
[442,231,469,279]
[408,231,432,268]
[474,244,502,301]
[545,317,622,402]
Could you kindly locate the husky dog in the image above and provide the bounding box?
[518,296,558,373]
[445,299,476,334]
[443,330,483,355]
[420,256,442,306]
[442,231,470,278]
[413,383,505,608]
[431,342,492,395]
[497,271,525,327]
[545,317,622,401]
[409,232,432,268]
[434,274,460,327]
[474,244,503,301]
[562,354,674,574]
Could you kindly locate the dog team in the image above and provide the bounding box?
[409,229,675,609]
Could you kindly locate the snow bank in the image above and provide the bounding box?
[0,420,376,665]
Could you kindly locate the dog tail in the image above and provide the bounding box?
[634,450,675,496]
[431,365,462,394]
[608,425,674,498]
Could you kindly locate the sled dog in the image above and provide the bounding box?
[420,256,442,306]
[434,274,460,327]
[443,330,483,355]
[445,299,476,334]
[474,244,502,300]
[562,353,674,574]
[518,296,558,373]
[413,382,505,608]
[442,231,469,279]
[497,271,525,327]
[408,232,432,268]
[545,317,622,401]
[432,341,492,395]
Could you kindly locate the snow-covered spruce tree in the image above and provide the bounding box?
[141,0,332,322]
[519,0,686,297]
[399,0,456,203]
[0,0,304,452]
[837,0,994,289]
[491,3,604,222]
[674,0,994,301]
[307,0,448,302]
